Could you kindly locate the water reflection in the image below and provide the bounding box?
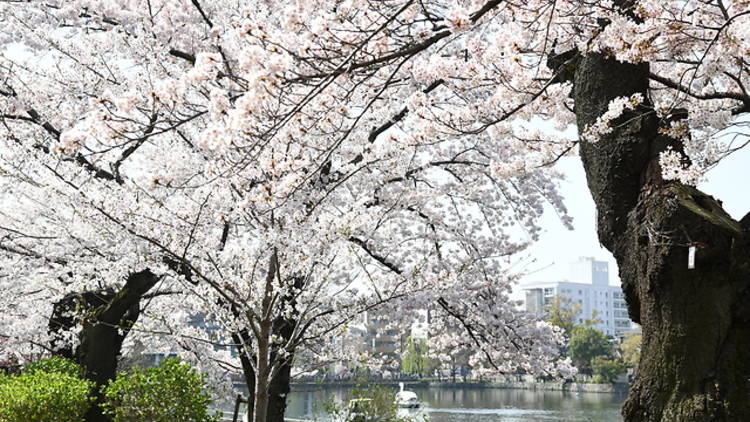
[285,385,625,422]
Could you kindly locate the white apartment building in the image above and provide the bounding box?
[523,257,632,338]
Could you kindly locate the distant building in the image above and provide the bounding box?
[361,309,403,357]
[523,257,632,338]
[336,308,411,362]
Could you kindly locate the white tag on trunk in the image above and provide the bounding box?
[688,246,696,269]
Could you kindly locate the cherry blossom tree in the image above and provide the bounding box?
[2,1,749,421]
[557,2,750,421]
[0,2,572,422]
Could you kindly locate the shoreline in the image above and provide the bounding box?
[289,380,629,394]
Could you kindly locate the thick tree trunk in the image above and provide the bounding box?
[49,269,160,422]
[620,187,750,421]
[574,51,750,421]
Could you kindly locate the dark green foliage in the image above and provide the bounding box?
[568,325,611,374]
[101,357,220,422]
[591,355,626,384]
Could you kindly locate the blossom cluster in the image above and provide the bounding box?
[582,94,645,143]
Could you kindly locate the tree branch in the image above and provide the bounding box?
[289,0,503,82]
[169,48,196,64]
[348,237,403,275]
[111,113,158,183]
[190,0,213,28]
[649,72,750,113]
[17,108,120,182]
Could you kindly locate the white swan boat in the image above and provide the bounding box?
[394,382,420,408]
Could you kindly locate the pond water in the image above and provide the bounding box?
[283,385,626,422]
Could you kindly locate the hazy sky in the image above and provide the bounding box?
[518,145,750,289]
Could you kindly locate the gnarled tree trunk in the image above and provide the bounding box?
[49,269,160,422]
[574,51,750,421]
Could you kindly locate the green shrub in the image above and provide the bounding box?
[101,357,220,422]
[23,356,83,377]
[0,370,94,422]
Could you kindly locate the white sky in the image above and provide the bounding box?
[517,144,750,292]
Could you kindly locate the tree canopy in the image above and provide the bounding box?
[568,325,611,374]
[620,331,642,369]
[544,295,582,337]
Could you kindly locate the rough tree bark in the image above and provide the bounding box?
[49,269,160,422]
[574,51,750,421]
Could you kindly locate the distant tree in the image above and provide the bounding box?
[592,355,627,384]
[581,309,603,327]
[568,325,611,375]
[544,295,582,338]
[401,337,436,377]
[620,332,642,369]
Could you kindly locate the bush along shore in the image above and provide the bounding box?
[0,357,220,422]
